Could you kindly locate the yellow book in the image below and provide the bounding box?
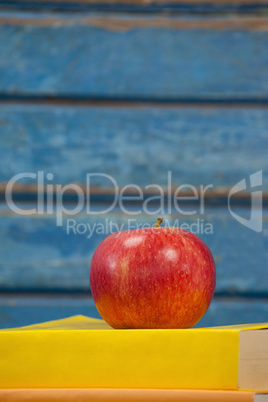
[0,315,267,390]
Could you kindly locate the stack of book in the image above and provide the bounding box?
[0,315,267,401]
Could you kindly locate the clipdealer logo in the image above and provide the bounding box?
[5,170,263,233]
[228,170,262,233]
[5,171,213,226]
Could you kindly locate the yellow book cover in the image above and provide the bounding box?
[0,315,267,390]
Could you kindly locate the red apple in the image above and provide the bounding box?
[90,219,216,329]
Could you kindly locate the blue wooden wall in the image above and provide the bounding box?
[0,0,267,329]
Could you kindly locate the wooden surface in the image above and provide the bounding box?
[1,12,268,101]
[2,1,268,15]
[0,1,267,328]
[4,0,268,4]
[0,103,267,188]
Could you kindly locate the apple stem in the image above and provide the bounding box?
[154,218,163,228]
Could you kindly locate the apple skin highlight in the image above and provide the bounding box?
[90,226,216,329]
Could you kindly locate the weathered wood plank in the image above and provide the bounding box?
[2,0,268,14]
[0,104,267,188]
[0,209,267,295]
[0,295,101,329]
[1,12,268,99]
[0,295,268,329]
[4,0,268,5]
